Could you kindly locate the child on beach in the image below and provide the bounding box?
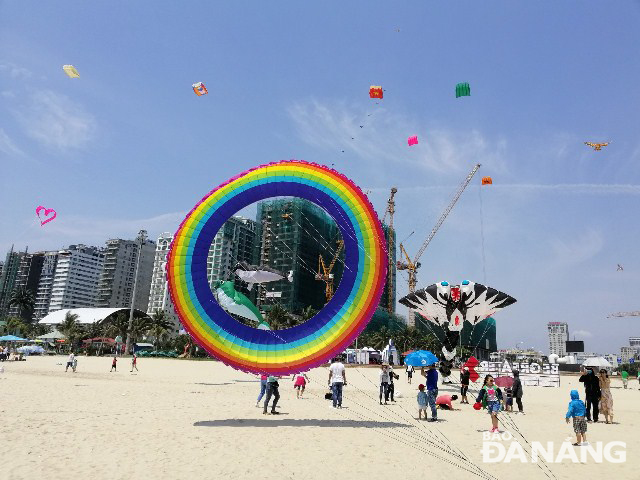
[505,386,513,412]
[565,389,588,446]
[621,370,628,389]
[406,364,414,384]
[130,354,138,372]
[460,367,470,404]
[475,374,503,433]
[417,384,428,420]
[110,356,117,372]
[292,372,310,398]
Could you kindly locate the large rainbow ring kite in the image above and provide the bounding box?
[167,160,387,375]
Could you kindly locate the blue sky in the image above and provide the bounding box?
[1,1,639,355]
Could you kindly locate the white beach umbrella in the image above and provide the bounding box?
[582,357,613,368]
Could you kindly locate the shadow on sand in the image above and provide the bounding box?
[194,418,413,428]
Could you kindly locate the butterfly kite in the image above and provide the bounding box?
[400,280,516,376]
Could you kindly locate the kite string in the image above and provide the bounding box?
[478,184,487,284]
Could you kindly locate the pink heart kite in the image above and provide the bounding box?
[408,135,418,146]
[36,206,57,226]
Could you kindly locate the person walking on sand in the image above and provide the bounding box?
[256,374,268,407]
[263,375,281,415]
[512,370,524,414]
[475,374,503,433]
[293,372,310,398]
[388,365,399,402]
[130,354,138,372]
[598,369,614,424]
[565,389,588,446]
[110,356,117,372]
[65,353,75,372]
[379,364,390,405]
[406,364,414,384]
[460,366,470,404]
[421,365,439,422]
[579,367,600,422]
[621,370,628,389]
[328,357,346,408]
[417,384,428,420]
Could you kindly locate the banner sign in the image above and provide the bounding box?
[478,360,560,387]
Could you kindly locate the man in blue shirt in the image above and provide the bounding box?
[421,365,439,421]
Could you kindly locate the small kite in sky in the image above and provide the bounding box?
[584,142,609,151]
[369,86,383,99]
[36,206,57,226]
[235,262,290,290]
[408,136,418,146]
[617,264,624,271]
[62,65,80,78]
[481,176,492,185]
[455,82,470,98]
[192,82,208,96]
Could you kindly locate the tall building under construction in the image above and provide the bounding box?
[255,198,343,313]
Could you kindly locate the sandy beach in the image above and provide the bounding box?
[2,356,636,480]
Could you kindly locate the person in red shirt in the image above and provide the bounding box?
[130,354,138,372]
[436,394,459,410]
[110,356,117,372]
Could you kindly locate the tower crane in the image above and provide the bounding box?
[315,239,344,303]
[397,163,481,326]
[382,187,398,313]
[607,311,640,318]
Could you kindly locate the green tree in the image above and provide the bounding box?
[8,288,36,321]
[300,305,318,321]
[266,304,297,330]
[5,316,26,336]
[149,310,173,350]
[128,315,153,347]
[58,311,82,352]
[102,312,130,342]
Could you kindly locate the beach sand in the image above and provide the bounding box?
[2,356,637,480]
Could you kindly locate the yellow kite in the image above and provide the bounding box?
[62,65,80,78]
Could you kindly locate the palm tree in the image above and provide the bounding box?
[149,310,173,350]
[266,304,297,330]
[102,312,130,343]
[5,316,26,336]
[128,315,153,347]
[300,305,318,322]
[58,311,80,352]
[8,288,35,321]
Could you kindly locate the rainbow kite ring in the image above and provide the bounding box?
[167,160,387,375]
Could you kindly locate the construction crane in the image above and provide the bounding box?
[397,163,481,326]
[315,239,344,303]
[608,311,640,318]
[381,187,398,313]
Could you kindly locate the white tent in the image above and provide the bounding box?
[36,330,65,341]
[582,356,613,369]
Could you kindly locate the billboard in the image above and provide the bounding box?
[566,340,584,353]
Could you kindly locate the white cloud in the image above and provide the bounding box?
[550,229,604,267]
[14,90,96,150]
[0,128,24,157]
[573,330,593,338]
[0,63,32,79]
[288,99,507,175]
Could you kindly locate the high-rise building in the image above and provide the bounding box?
[547,322,569,356]
[97,238,155,310]
[7,252,45,321]
[255,198,342,313]
[620,346,636,364]
[48,245,104,312]
[34,251,60,320]
[207,216,257,292]
[629,337,640,353]
[147,232,180,331]
[0,246,26,316]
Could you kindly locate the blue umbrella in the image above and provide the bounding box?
[404,350,439,367]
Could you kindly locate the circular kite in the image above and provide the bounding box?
[167,160,387,375]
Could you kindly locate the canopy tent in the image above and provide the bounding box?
[0,335,28,342]
[39,307,150,325]
[36,330,65,341]
[582,357,613,369]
